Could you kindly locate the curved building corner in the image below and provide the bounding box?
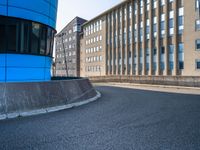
[0,0,58,82]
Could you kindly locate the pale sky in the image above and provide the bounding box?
[56,0,121,32]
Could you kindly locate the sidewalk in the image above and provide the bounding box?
[94,82,200,95]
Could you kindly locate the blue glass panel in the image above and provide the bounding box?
[51,0,58,8]
[49,19,56,29]
[3,54,52,82]
[8,0,50,17]
[0,5,6,16]
[45,57,52,68]
[8,6,49,27]
[0,0,6,5]
[0,54,6,67]
[7,67,45,82]
[4,0,58,28]
[6,54,46,68]
[50,6,57,21]
[44,68,51,80]
[0,67,5,81]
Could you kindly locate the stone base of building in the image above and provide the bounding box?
[89,76,200,87]
[0,78,97,118]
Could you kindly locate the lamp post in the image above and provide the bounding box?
[61,33,68,77]
[99,66,101,76]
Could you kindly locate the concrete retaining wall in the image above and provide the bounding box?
[0,78,97,116]
[90,76,200,87]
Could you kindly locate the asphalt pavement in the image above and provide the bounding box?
[0,86,200,150]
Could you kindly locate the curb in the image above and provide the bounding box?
[94,82,200,90]
[94,82,200,95]
[0,91,101,121]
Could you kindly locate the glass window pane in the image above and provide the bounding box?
[0,24,6,52]
[31,23,40,54]
[20,22,30,53]
[7,24,17,52]
[50,30,55,56]
[40,25,47,55]
[46,28,51,56]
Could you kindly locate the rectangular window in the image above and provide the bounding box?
[0,24,6,52]
[7,24,17,52]
[169,45,174,71]
[196,39,200,50]
[46,28,52,56]
[31,23,40,54]
[196,0,200,9]
[40,26,47,55]
[20,22,30,53]
[196,60,200,69]
[178,16,184,34]
[196,20,200,31]
[178,43,184,70]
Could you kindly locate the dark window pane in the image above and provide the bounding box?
[50,30,55,56]
[20,22,30,53]
[179,61,184,69]
[40,26,47,55]
[0,24,6,52]
[0,16,55,56]
[31,23,40,54]
[7,24,17,52]
[46,28,51,56]
[161,47,165,54]
[153,48,157,55]
[196,40,200,49]
[197,61,200,69]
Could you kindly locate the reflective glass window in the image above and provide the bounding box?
[0,23,6,52]
[0,16,55,57]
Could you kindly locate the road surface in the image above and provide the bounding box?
[0,86,200,150]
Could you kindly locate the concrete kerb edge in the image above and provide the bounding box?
[94,82,200,90]
[0,91,101,121]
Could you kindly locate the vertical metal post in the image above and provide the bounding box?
[61,33,69,76]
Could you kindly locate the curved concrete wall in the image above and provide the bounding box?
[0,78,97,116]
[0,0,58,28]
[90,76,200,87]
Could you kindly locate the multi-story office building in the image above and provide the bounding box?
[55,17,87,77]
[80,0,200,77]
[0,0,58,82]
[80,16,106,77]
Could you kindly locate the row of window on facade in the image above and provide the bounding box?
[107,7,184,46]
[56,34,76,45]
[61,24,81,36]
[85,66,102,72]
[107,59,200,72]
[86,35,103,45]
[56,66,76,71]
[56,51,76,58]
[56,43,76,52]
[107,0,181,25]
[86,46,103,54]
[56,58,76,66]
[107,43,184,72]
[56,35,76,45]
[84,20,103,36]
[85,56,103,63]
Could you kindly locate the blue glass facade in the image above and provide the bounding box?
[0,0,58,82]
